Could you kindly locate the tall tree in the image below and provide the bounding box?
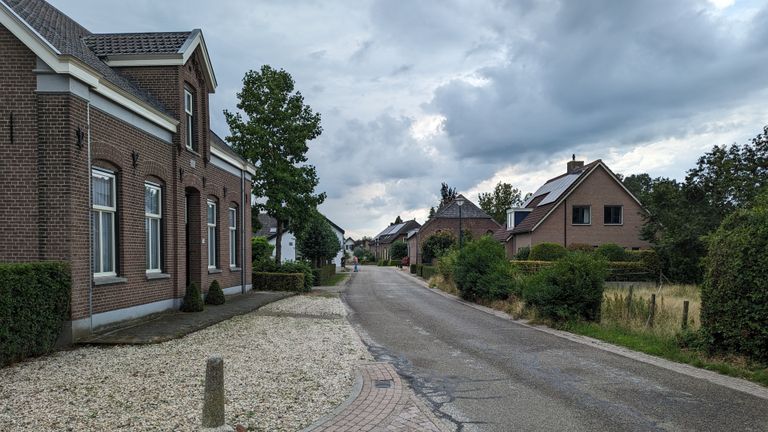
[478,182,524,225]
[439,182,457,208]
[428,207,436,219]
[296,212,342,268]
[393,215,403,225]
[225,65,325,263]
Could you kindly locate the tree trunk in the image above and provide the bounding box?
[275,219,283,264]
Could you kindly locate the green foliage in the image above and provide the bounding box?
[428,207,436,219]
[701,199,768,363]
[253,272,305,292]
[454,236,519,301]
[312,264,337,286]
[225,65,325,263]
[0,262,70,367]
[595,243,627,261]
[353,247,374,263]
[529,242,568,261]
[604,262,657,282]
[421,232,456,264]
[389,241,408,260]
[296,212,341,267]
[181,282,204,312]
[421,265,437,280]
[567,243,593,253]
[478,182,524,225]
[523,253,608,322]
[410,264,418,274]
[393,215,403,225]
[280,261,314,291]
[252,236,275,271]
[513,246,530,260]
[205,280,225,305]
[436,249,459,280]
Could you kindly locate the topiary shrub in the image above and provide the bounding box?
[253,272,305,292]
[701,202,768,363]
[529,242,568,261]
[181,282,204,312]
[595,243,627,261]
[0,262,71,367]
[410,264,418,274]
[567,243,593,253]
[454,236,519,301]
[513,246,530,260]
[205,280,225,305]
[523,253,607,322]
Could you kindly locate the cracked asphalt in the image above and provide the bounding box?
[342,266,768,432]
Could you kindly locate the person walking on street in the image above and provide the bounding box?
[353,255,359,272]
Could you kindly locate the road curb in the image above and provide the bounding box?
[394,268,768,401]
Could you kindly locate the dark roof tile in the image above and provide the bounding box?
[84,32,191,57]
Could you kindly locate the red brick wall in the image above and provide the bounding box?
[0,26,38,261]
[411,217,501,264]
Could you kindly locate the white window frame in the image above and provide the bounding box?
[228,207,237,268]
[604,205,623,225]
[572,205,591,225]
[184,89,195,152]
[207,200,217,269]
[92,169,117,277]
[145,182,162,273]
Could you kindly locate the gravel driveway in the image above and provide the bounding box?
[0,296,370,431]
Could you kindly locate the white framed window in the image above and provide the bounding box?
[145,183,162,273]
[207,200,217,269]
[184,89,196,152]
[228,207,237,268]
[572,205,591,225]
[92,169,116,277]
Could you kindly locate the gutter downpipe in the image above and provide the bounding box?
[241,168,246,294]
[87,102,93,334]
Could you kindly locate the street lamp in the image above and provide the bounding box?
[456,196,465,250]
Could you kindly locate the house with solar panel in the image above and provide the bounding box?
[494,158,651,257]
[371,220,421,262]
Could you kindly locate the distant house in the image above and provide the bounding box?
[409,195,501,264]
[494,158,651,257]
[255,213,345,266]
[371,220,421,261]
[344,237,356,254]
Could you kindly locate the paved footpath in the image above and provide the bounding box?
[303,362,451,432]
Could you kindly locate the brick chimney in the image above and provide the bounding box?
[567,154,584,174]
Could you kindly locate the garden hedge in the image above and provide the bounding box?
[312,264,336,286]
[513,260,655,281]
[204,280,225,305]
[410,264,418,274]
[253,272,305,292]
[421,265,437,280]
[528,242,568,261]
[181,282,204,312]
[0,262,70,367]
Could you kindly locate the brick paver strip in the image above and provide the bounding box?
[81,290,295,344]
[303,362,452,432]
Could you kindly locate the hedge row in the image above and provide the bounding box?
[1,262,71,367]
[253,272,305,292]
[512,260,656,282]
[312,264,336,286]
[411,264,437,280]
[377,260,399,267]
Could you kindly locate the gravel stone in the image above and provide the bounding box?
[0,296,371,431]
[261,295,348,317]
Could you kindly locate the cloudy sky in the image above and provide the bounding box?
[51,0,768,239]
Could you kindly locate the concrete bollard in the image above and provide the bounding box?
[202,355,233,431]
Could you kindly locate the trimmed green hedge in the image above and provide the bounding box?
[1,262,71,367]
[529,242,568,261]
[410,264,418,274]
[253,272,305,292]
[421,265,437,280]
[513,260,655,281]
[312,264,336,286]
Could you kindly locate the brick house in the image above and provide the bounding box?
[371,220,421,261]
[494,158,651,257]
[0,0,255,341]
[408,195,501,264]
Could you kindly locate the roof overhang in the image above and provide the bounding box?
[210,145,256,175]
[0,1,178,132]
[103,29,218,92]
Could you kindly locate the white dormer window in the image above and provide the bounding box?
[184,89,197,152]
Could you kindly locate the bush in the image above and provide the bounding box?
[605,262,656,282]
[253,272,305,292]
[701,202,768,362]
[387,260,399,266]
[421,265,437,280]
[181,282,204,312]
[410,264,418,274]
[389,241,408,260]
[252,236,275,271]
[529,242,568,261]
[513,246,530,260]
[312,264,336,286]
[454,236,519,301]
[205,280,225,305]
[422,232,456,264]
[522,253,607,322]
[595,243,627,261]
[279,261,314,291]
[0,262,70,367]
[567,243,593,253]
[512,260,554,275]
[625,249,660,275]
[436,249,459,280]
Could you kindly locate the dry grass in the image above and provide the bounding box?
[428,274,459,296]
[601,284,701,337]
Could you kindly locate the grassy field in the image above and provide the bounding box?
[601,284,700,337]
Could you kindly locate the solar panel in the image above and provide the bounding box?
[524,173,581,207]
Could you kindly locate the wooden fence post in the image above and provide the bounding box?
[648,294,656,328]
[682,300,690,330]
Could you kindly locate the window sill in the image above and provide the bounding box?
[572,223,592,226]
[93,276,128,286]
[146,272,171,280]
[229,267,242,273]
[604,223,624,226]
[185,147,201,157]
[208,268,222,274]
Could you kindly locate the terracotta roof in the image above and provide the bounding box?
[84,32,192,56]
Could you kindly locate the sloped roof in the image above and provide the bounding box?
[374,220,421,244]
[254,214,279,239]
[3,0,172,116]
[209,130,247,164]
[84,32,192,56]
[433,195,493,219]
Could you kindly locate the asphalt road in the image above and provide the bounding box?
[342,266,768,432]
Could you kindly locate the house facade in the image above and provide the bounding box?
[0,0,254,341]
[255,213,345,266]
[495,159,651,257]
[409,195,501,264]
[371,220,421,261]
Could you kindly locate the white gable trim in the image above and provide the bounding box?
[103,29,217,91]
[529,161,646,233]
[210,146,256,175]
[0,2,178,132]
